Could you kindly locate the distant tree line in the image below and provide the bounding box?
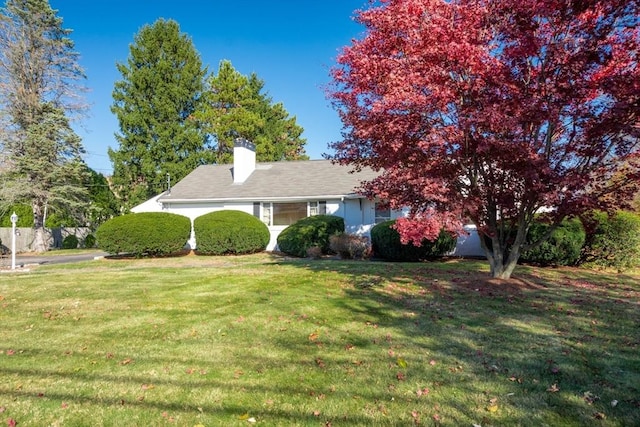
[0,1,308,250]
[109,19,308,210]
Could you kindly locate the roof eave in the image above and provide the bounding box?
[158,193,367,204]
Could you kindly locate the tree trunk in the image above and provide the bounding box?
[480,231,522,280]
[488,256,519,279]
[480,223,527,279]
[32,199,48,253]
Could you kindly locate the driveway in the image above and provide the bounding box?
[1,251,109,268]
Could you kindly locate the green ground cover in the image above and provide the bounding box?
[0,254,638,426]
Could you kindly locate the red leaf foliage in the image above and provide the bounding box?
[328,0,639,277]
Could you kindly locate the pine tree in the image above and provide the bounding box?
[0,0,88,252]
[199,60,307,164]
[109,19,210,209]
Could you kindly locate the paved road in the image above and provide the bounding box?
[1,251,109,268]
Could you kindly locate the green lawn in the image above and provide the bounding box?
[1,254,638,426]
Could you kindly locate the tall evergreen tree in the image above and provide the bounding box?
[198,60,307,164]
[84,166,120,226]
[0,0,88,252]
[109,19,210,209]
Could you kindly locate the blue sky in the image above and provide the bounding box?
[51,0,369,175]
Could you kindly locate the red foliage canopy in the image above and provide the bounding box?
[329,0,639,277]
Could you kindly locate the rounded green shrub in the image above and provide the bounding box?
[580,210,640,271]
[371,220,456,262]
[83,234,96,248]
[194,210,269,255]
[277,215,345,257]
[96,212,191,256]
[62,234,79,250]
[520,218,585,266]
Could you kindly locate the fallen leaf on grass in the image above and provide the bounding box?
[7,419,16,427]
[416,388,430,397]
[547,383,559,393]
[308,331,319,341]
[119,358,133,365]
[396,357,408,368]
[583,391,599,405]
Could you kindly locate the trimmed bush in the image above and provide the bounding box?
[96,212,191,256]
[371,220,456,261]
[194,210,269,255]
[520,218,585,266]
[277,215,345,257]
[62,234,79,250]
[329,233,370,259]
[83,234,96,248]
[580,210,640,271]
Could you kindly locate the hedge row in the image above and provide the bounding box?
[94,209,640,270]
[96,210,269,257]
[579,210,640,271]
[509,211,640,270]
[520,218,586,266]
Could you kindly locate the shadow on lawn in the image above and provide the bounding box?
[0,349,392,425]
[279,257,640,425]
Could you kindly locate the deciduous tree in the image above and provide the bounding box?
[0,0,88,252]
[110,19,210,209]
[329,0,639,278]
[198,60,307,163]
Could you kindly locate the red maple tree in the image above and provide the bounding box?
[328,0,639,278]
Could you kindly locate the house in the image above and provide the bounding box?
[132,139,397,250]
[132,139,484,256]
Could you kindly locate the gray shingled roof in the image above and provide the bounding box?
[158,160,379,202]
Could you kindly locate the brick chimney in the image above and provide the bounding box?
[233,138,256,184]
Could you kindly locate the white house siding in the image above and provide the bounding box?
[139,198,485,257]
[453,224,484,257]
[158,199,373,251]
[159,202,253,249]
[130,193,165,213]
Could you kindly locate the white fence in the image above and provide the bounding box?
[0,227,92,253]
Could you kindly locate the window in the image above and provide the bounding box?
[375,202,391,224]
[261,201,328,226]
[273,202,307,225]
[309,201,319,216]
